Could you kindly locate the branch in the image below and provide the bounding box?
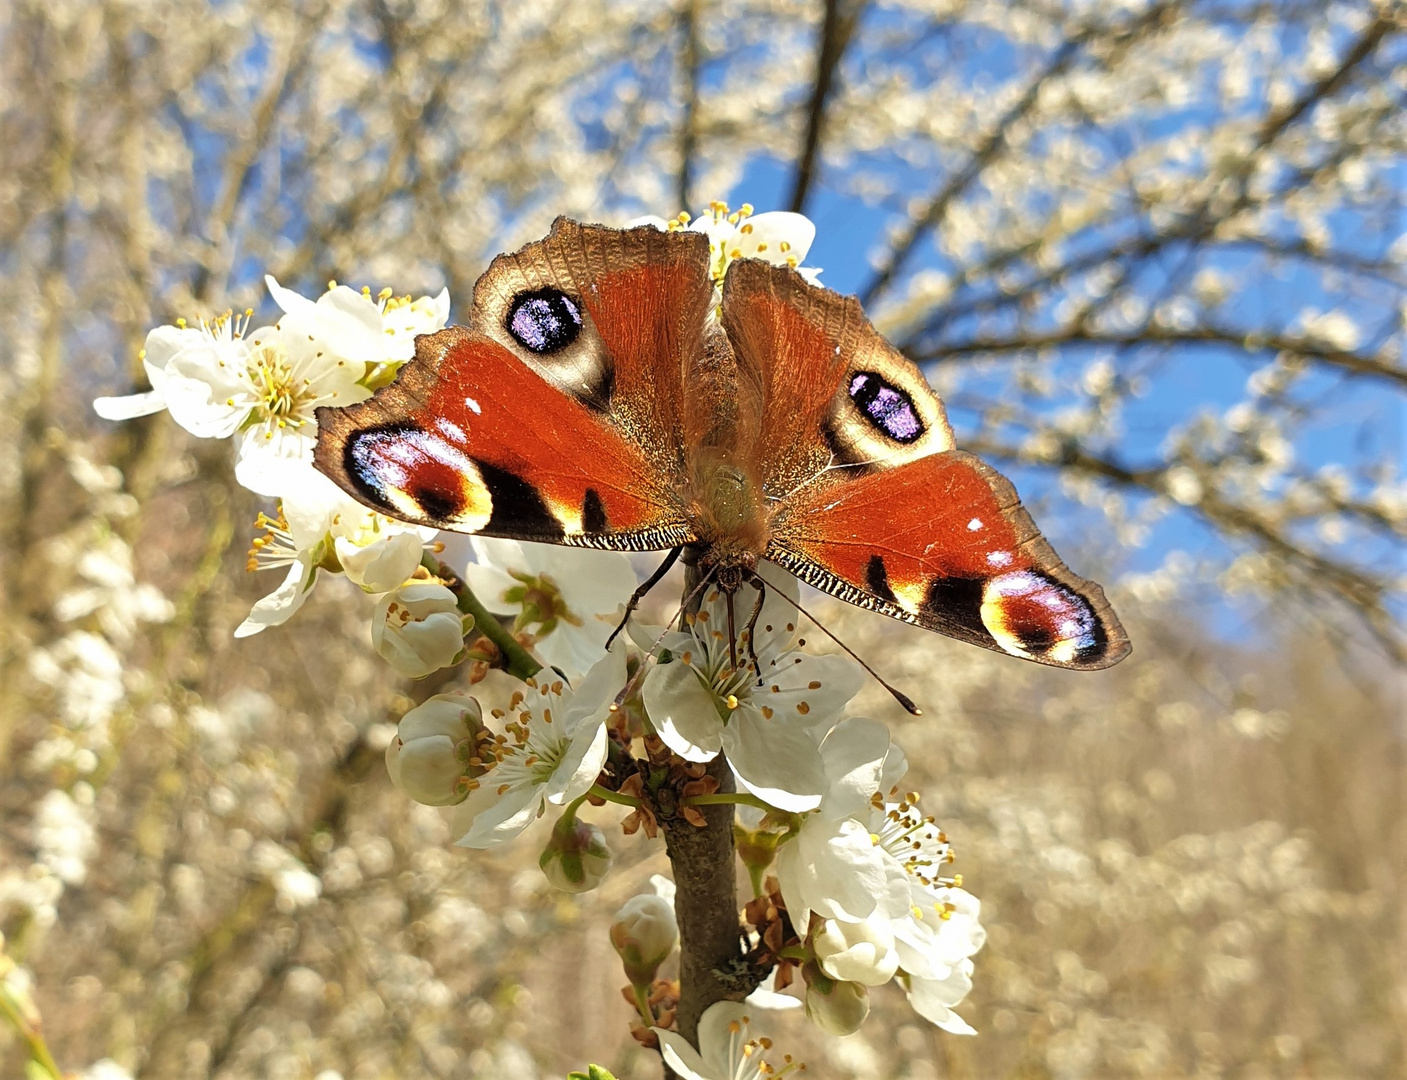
[916,325,1407,388]
[787,0,866,214]
[859,1,1180,306]
[676,0,702,213]
[664,563,745,1050]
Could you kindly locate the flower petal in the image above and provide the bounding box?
[817,716,892,820]
[642,661,724,762]
[654,1030,712,1080]
[451,781,541,848]
[722,708,826,812]
[234,560,316,638]
[93,391,167,421]
[905,962,977,1034]
[545,720,609,805]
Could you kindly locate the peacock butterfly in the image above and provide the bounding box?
[313,217,1130,672]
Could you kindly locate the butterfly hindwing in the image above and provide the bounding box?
[313,327,694,549]
[721,258,1129,670]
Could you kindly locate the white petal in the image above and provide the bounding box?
[696,1002,763,1077]
[737,211,816,264]
[654,1030,712,1080]
[546,720,609,805]
[93,391,167,421]
[141,324,204,373]
[233,561,315,638]
[561,644,629,725]
[777,818,895,924]
[906,964,977,1034]
[451,781,541,848]
[817,717,892,820]
[264,275,321,320]
[552,548,638,617]
[746,968,803,1010]
[642,661,723,762]
[722,708,825,812]
[337,531,424,592]
[234,438,319,498]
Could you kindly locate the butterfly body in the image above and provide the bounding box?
[314,217,1130,671]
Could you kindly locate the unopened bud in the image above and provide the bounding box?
[813,916,898,986]
[610,894,678,988]
[385,693,486,805]
[540,815,613,893]
[803,960,870,1036]
[372,582,468,678]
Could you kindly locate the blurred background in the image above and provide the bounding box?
[1,0,1402,1077]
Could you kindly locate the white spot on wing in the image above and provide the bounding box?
[464,396,482,415]
[436,418,466,441]
[987,551,1013,567]
[967,517,983,531]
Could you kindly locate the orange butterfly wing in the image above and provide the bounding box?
[720,259,1130,670]
[314,219,712,549]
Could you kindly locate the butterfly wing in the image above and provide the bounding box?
[720,258,1130,670]
[313,218,714,549]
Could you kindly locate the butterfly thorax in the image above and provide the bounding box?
[686,452,770,583]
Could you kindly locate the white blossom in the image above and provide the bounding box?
[371,582,467,679]
[630,202,822,297]
[641,563,863,812]
[813,915,900,986]
[654,1001,798,1080]
[774,717,910,928]
[463,537,637,680]
[450,645,626,847]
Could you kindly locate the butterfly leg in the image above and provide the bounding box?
[726,589,739,673]
[604,546,683,650]
[741,570,766,680]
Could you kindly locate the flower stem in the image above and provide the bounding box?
[420,553,541,680]
[631,982,657,1026]
[679,791,773,812]
[589,784,642,809]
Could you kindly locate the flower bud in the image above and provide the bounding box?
[539,815,613,893]
[336,531,424,593]
[610,893,678,988]
[385,693,487,805]
[813,916,899,986]
[372,582,467,678]
[803,961,870,1036]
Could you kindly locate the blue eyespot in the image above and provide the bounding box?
[849,371,923,444]
[507,288,582,354]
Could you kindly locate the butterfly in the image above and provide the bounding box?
[313,217,1129,680]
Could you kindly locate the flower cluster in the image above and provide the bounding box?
[92,204,983,1071]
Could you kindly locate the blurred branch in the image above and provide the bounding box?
[786,0,867,214]
[917,326,1407,388]
[859,0,1180,306]
[676,0,703,212]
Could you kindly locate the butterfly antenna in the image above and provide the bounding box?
[610,564,718,712]
[761,579,923,716]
